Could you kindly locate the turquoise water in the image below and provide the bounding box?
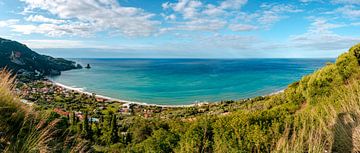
[50,58,333,105]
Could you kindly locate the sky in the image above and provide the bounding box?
[0,0,360,58]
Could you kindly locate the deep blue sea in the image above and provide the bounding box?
[50,58,333,105]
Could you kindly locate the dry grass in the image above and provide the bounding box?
[0,69,92,153]
[0,69,59,152]
[0,69,27,117]
[275,79,360,152]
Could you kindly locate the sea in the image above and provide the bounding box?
[49,58,334,105]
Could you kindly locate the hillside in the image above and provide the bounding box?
[0,37,81,80]
[1,42,360,152]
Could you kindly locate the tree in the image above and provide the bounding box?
[134,128,179,153]
[177,117,214,153]
[100,113,118,145]
[92,122,101,142]
[63,114,70,128]
[81,111,92,139]
[110,114,119,143]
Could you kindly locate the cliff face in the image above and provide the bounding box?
[0,38,81,79]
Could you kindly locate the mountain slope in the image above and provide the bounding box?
[0,37,81,79]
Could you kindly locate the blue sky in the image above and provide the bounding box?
[0,0,360,58]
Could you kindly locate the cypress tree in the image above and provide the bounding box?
[110,114,119,143]
[66,114,70,128]
[100,113,110,144]
[78,123,82,134]
[82,111,92,139]
[94,122,101,138]
[72,112,76,125]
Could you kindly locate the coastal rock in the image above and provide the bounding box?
[85,64,91,69]
[76,64,83,69]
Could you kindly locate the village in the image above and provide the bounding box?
[15,79,172,121]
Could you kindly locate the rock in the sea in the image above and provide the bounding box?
[85,64,91,69]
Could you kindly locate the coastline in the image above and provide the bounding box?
[50,80,197,108]
[269,89,285,96]
[49,79,285,108]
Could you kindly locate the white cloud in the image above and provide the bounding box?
[299,0,323,3]
[290,19,360,50]
[308,18,345,32]
[10,24,37,35]
[10,23,92,37]
[19,0,159,37]
[351,22,360,26]
[202,4,225,16]
[0,19,19,28]
[332,0,360,5]
[177,19,227,31]
[162,2,171,9]
[21,39,88,48]
[160,0,226,33]
[161,0,301,32]
[163,0,203,19]
[334,5,360,18]
[162,14,177,20]
[7,0,303,37]
[228,24,258,31]
[258,4,303,27]
[25,15,65,24]
[219,0,248,10]
[161,0,249,32]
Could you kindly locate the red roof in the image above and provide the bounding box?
[53,108,69,116]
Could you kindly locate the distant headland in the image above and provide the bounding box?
[0,37,82,82]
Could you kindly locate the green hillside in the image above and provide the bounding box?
[1,43,360,152]
[0,38,81,81]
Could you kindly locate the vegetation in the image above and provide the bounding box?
[0,37,81,82]
[0,69,91,152]
[2,43,360,152]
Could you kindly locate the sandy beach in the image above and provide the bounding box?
[51,80,198,108]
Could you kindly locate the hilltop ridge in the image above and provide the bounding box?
[0,37,81,81]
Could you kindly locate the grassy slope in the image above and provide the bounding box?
[1,44,360,152]
[177,43,360,152]
[0,70,91,153]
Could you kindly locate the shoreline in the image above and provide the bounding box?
[51,80,197,108]
[49,79,285,108]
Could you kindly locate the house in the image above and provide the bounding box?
[54,108,69,116]
[143,109,153,118]
[96,97,106,102]
[90,118,99,122]
[20,99,33,105]
[122,103,131,109]
[74,111,84,120]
